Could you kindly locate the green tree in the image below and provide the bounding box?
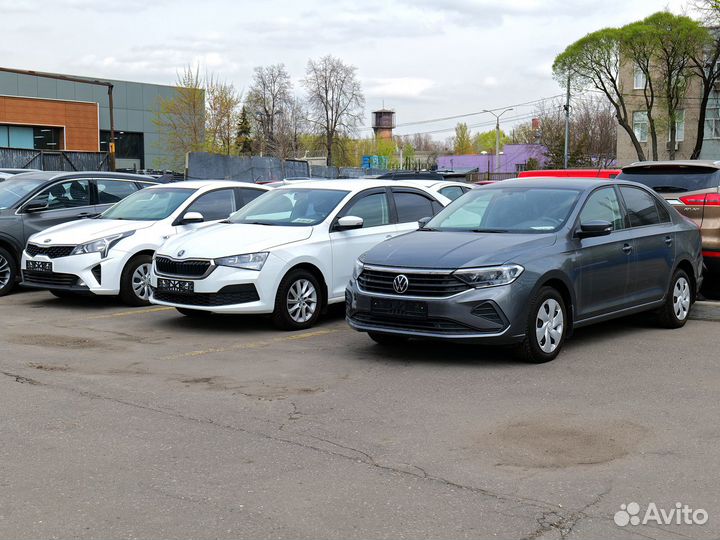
[553,28,646,161]
[453,122,473,154]
[235,106,253,155]
[472,129,509,154]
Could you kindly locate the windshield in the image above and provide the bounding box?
[100,187,194,221]
[0,177,48,210]
[228,188,349,226]
[426,187,581,233]
[618,167,720,193]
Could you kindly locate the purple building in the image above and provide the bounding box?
[436,144,547,174]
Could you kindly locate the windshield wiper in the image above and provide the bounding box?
[470,228,509,233]
[651,185,687,193]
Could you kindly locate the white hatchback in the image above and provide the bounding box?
[149,179,450,328]
[21,181,269,305]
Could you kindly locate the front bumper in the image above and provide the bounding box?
[345,277,528,344]
[20,250,126,295]
[148,254,285,314]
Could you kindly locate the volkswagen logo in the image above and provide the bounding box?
[393,274,409,294]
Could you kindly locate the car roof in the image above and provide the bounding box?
[146,180,269,191]
[624,160,720,170]
[273,178,442,192]
[483,177,624,190]
[7,170,157,182]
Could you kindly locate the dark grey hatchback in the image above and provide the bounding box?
[346,178,703,363]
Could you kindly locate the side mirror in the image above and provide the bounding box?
[577,220,612,238]
[335,215,364,231]
[180,211,205,224]
[418,216,432,229]
[24,201,48,213]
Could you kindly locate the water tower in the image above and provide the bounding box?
[372,109,395,140]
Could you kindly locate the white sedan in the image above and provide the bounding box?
[149,179,451,329]
[21,181,269,305]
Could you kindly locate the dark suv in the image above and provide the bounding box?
[617,161,719,280]
[0,171,157,296]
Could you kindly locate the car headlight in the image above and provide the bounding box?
[453,264,524,288]
[70,231,135,258]
[352,259,364,279]
[215,252,269,271]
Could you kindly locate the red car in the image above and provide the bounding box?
[517,169,621,179]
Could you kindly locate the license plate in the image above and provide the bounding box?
[157,278,194,294]
[371,298,427,319]
[26,260,52,273]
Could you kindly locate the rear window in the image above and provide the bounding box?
[618,167,720,193]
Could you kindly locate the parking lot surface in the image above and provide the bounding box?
[2,290,720,539]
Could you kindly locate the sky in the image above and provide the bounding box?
[1,0,691,140]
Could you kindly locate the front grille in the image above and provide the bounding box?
[350,313,475,335]
[153,284,259,307]
[25,244,75,259]
[22,270,78,287]
[357,268,470,297]
[155,256,212,277]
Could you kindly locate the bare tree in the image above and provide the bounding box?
[205,75,243,155]
[303,55,365,166]
[153,66,205,171]
[245,64,292,157]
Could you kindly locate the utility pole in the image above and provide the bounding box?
[0,66,117,171]
[483,108,513,173]
[563,76,571,169]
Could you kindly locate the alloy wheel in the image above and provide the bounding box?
[0,254,11,289]
[535,298,564,353]
[132,263,152,300]
[673,276,691,321]
[286,278,318,323]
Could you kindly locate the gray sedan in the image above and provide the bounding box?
[346,178,703,363]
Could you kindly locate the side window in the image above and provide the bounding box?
[342,192,390,228]
[185,189,236,221]
[657,199,671,223]
[96,179,138,205]
[620,186,660,227]
[236,187,266,208]
[30,179,90,210]
[393,191,435,223]
[579,187,624,230]
[439,186,465,201]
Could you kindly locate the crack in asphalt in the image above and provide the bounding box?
[0,367,566,520]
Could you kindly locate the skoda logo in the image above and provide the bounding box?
[44,239,52,243]
[393,274,409,294]
[177,250,185,257]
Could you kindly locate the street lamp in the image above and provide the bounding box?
[483,108,513,173]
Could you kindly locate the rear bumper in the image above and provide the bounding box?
[703,250,720,276]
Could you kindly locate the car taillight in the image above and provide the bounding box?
[680,193,720,205]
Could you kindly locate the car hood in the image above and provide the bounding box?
[362,230,557,269]
[30,219,155,245]
[159,223,314,258]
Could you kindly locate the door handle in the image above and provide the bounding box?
[622,243,633,254]
[664,235,673,247]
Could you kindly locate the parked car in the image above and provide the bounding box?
[346,178,702,363]
[149,179,451,328]
[518,169,621,179]
[399,179,473,201]
[0,171,157,296]
[0,172,12,182]
[617,161,719,280]
[0,168,42,175]
[20,181,269,306]
[376,171,445,181]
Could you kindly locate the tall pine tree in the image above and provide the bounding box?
[235,106,253,155]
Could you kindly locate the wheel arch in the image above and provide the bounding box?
[531,271,576,334]
[279,262,329,311]
[673,258,697,302]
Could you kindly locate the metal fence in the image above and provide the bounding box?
[0,148,110,171]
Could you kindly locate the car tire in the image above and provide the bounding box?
[176,307,206,318]
[516,286,567,364]
[656,269,692,329]
[119,254,153,307]
[272,269,322,330]
[0,247,18,297]
[368,332,409,346]
[50,290,77,299]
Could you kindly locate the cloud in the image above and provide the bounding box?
[364,77,436,100]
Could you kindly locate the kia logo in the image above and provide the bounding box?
[177,250,185,257]
[393,274,409,294]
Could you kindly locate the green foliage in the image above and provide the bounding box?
[453,123,473,155]
[472,129,509,154]
[235,106,253,155]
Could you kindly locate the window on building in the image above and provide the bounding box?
[32,127,64,150]
[668,110,685,142]
[100,131,144,168]
[515,163,527,172]
[633,111,649,143]
[705,107,720,139]
[633,66,647,90]
[0,125,63,150]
